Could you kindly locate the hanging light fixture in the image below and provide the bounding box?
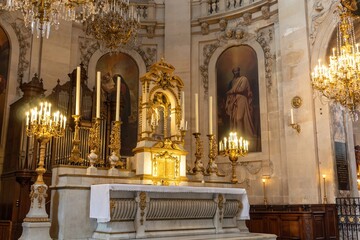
[311,3,360,121]
[84,0,140,52]
[0,0,96,38]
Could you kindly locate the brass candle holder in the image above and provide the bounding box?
[87,117,101,173]
[25,102,65,221]
[219,132,248,184]
[206,134,219,175]
[322,175,327,204]
[192,132,204,174]
[262,178,268,205]
[69,114,83,164]
[108,120,122,171]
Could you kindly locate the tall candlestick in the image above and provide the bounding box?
[181,91,185,123]
[290,108,294,124]
[75,66,81,115]
[209,96,213,135]
[96,71,101,119]
[322,174,327,204]
[116,76,121,121]
[195,93,199,133]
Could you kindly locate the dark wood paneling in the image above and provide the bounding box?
[246,204,338,240]
[0,220,12,240]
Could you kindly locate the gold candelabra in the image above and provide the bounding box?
[88,117,101,167]
[219,132,248,184]
[206,134,219,175]
[180,129,187,146]
[24,102,65,224]
[69,115,83,165]
[192,133,204,174]
[26,102,66,184]
[109,120,122,169]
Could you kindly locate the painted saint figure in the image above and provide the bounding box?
[225,67,255,137]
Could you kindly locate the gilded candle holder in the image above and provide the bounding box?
[108,120,123,170]
[87,117,101,173]
[206,134,219,176]
[192,133,204,174]
[69,114,83,165]
[219,132,248,184]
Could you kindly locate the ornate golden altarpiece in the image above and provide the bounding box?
[133,58,188,185]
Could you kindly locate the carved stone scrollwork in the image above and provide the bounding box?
[146,25,155,39]
[261,5,270,20]
[219,19,227,31]
[79,36,157,71]
[309,0,338,45]
[201,22,209,35]
[256,28,273,88]
[242,12,252,25]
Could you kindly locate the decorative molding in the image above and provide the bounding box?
[261,5,271,20]
[256,28,273,89]
[309,0,338,45]
[200,24,273,94]
[201,22,210,35]
[79,36,157,71]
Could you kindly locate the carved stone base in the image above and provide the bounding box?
[87,166,98,175]
[108,167,119,176]
[26,183,49,219]
[19,221,51,240]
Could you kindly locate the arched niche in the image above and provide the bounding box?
[93,51,142,156]
[0,18,21,147]
[207,40,269,163]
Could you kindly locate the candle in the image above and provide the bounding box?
[116,76,121,121]
[26,112,29,126]
[75,66,81,115]
[209,96,213,135]
[96,71,101,118]
[195,93,199,133]
[181,91,185,124]
[290,108,294,124]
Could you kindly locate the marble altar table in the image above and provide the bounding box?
[89,184,274,240]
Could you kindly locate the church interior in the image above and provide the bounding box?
[0,0,360,239]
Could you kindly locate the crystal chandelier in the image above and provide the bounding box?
[311,4,360,121]
[1,0,96,38]
[84,0,140,51]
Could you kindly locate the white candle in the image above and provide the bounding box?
[96,71,101,118]
[195,93,199,133]
[26,112,29,126]
[116,76,121,121]
[75,66,81,115]
[290,108,294,124]
[181,91,185,123]
[209,96,213,135]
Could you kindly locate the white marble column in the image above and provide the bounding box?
[277,0,320,204]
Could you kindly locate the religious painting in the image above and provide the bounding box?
[0,27,10,139]
[96,53,139,156]
[216,45,261,152]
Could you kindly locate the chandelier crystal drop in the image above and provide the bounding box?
[1,0,96,38]
[85,0,140,52]
[311,5,360,121]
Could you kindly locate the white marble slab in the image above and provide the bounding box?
[90,184,250,222]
